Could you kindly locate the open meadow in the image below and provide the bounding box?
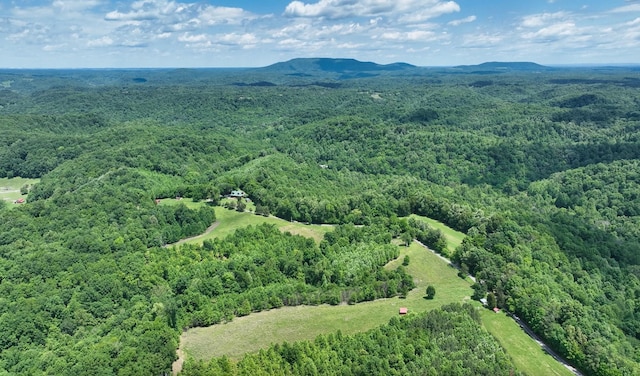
[0,177,39,206]
[179,241,470,361]
[159,199,333,244]
[481,310,573,376]
[176,211,572,376]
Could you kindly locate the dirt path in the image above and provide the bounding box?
[415,239,581,375]
[166,221,220,247]
[414,240,476,282]
[512,315,584,376]
[172,347,185,375]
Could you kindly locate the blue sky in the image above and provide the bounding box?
[1,0,640,68]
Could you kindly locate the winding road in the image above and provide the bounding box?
[415,239,583,376]
[511,314,583,376]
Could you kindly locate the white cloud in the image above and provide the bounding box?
[271,21,312,38]
[399,1,460,23]
[521,12,569,28]
[104,1,254,25]
[610,4,640,13]
[7,25,51,43]
[199,5,255,25]
[53,0,104,12]
[284,0,459,20]
[316,23,364,37]
[462,33,503,47]
[87,36,114,47]
[104,10,158,21]
[178,33,208,43]
[278,38,302,47]
[3,0,640,68]
[379,30,439,42]
[522,21,578,40]
[216,32,259,47]
[104,0,180,22]
[270,19,368,43]
[336,41,365,49]
[275,37,329,53]
[448,15,476,26]
[43,43,68,51]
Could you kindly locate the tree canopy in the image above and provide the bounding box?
[1,66,640,375]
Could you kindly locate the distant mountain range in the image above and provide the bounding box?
[452,61,552,71]
[260,58,417,78]
[258,58,553,77]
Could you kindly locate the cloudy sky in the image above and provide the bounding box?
[2,0,640,68]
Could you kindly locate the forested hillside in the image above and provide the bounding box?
[1,64,639,375]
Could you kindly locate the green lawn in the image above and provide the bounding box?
[0,177,39,206]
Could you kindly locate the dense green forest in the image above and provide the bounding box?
[1,62,640,375]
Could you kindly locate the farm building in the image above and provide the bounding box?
[399,307,408,315]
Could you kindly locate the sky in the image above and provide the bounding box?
[1,0,640,68]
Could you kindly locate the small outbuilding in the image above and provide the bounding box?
[493,307,501,313]
[399,307,408,315]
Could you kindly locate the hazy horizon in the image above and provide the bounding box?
[2,1,640,69]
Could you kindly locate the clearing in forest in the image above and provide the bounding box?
[179,241,469,361]
[158,199,332,244]
[0,177,39,205]
[170,203,571,376]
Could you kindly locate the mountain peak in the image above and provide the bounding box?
[262,58,416,74]
[453,61,550,71]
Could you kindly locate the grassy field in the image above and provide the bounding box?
[0,177,39,206]
[480,309,572,376]
[159,199,333,244]
[173,206,572,375]
[180,241,472,361]
[408,214,465,252]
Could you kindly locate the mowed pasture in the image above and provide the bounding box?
[0,177,39,206]
[172,202,572,376]
[481,309,573,376]
[180,241,471,361]
[159,198,333,244]
[408,214,465,252]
